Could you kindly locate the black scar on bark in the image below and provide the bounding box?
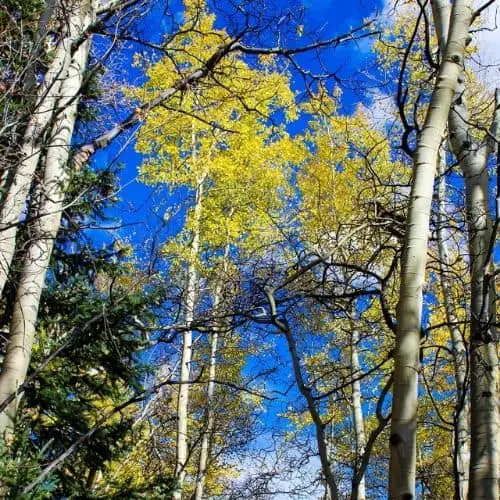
[389,433,402,446]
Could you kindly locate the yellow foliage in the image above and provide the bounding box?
[298,96,405,256]
[134,1,303,261]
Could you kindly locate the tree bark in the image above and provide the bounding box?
[448,85,499,500]
[0,0,95,439]
[389,1,473,498]
[194,248,229,500]
[350,330,366,500]
[437,147,470,500]
[0,0,125,297]
[0,0,97,297]
[173,169,205,500]
[432,2,499,497]
[193,325,218,500]
[0,35,71,298]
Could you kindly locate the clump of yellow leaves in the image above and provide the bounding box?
[298,92,403,256]
[135,1,302,258]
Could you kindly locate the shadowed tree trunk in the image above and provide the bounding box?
[432,2,499,496]
[448,83,499,500]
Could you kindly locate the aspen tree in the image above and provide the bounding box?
[174,161,206,500]
[276,95,402,497]
[351,330,366,500]
[135,8,298,491]
[0,3,76,296]
[0,0,98,439]
[436,148,470,499]
[193,306,219,500]
[0,0,136,296]
[447,53,499,500]
[194,251,228,500]
[431,2,499,496]
[459,92,500,500]
[389,1,473,498]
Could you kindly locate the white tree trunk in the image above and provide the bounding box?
[194,247,229,500]
[447,89,499,500]
[462,142,499,500]
[0,44,69,296]
[389,1,473,498]
[437,148,470,500]
[431,0,450,58]
[193,297,220,500]
[350,331,366,500]
[0,0,95,439]
[0,2,93,296]
[193,326,218,500]
[173,170,205,500]
[432,3,498,497]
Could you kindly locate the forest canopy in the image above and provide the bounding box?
[0,0,498,499]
